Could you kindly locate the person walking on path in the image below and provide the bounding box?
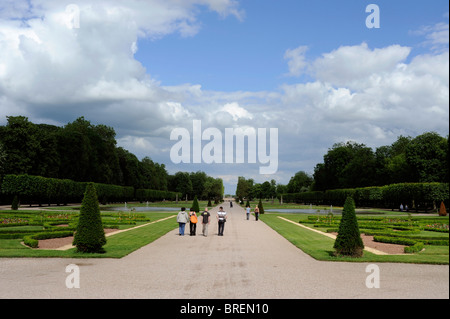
[189,208,198,236]
[177,207,189,236]
[201,208,211,237]
[246,205,251,220]
[217,206,227,236]
[254,205,260,221]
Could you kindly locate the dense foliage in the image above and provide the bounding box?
[0,116,223,203]
[281,182,449,211]
[312,133,449,191]
[236,131,448,210]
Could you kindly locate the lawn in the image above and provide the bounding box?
[0,209,178,258]
[259,213,449,265]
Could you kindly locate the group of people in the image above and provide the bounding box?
[246,205,260,221]
[176,203,261,237]
[176,206,227,237]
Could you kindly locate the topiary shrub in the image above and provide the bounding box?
[192,195,200,213]
[258,198,265,214]
[11,195,19,210]
[439,201,447,216]
[73,183,106,253]
[334,196,364,257]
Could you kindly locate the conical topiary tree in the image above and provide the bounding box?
[439,201,447,216]
[192,195,200,213]
[73,183,106,253]
[258,198,265,214]
[207,198,212,207]
[334,196,364,257]
[11,195,19,210]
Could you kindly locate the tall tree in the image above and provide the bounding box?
[0,116,40,175]
[287,171,313,193]
[406,132,448,183]
[235,176,249,202]
[190,171,207,198]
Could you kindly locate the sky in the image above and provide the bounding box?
[0,0,449,195]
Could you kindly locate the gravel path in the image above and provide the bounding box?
[0,204,448,299]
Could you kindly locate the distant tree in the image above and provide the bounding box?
[0,142,6,176]
[235,176,249,202]
[73,183,106,253]
[287,171,313,193]
[173,172,193,199]
[334,196,364,257]
[190,171,207,199]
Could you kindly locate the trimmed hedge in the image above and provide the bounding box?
[23,230,74,248]
[281,182,449,210]
[1,174,181,206]
[135,188,180,202]
[404,242,425,254]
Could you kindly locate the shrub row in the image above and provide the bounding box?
[23,230,74,248]
[135,188,180,202]
[282,182,449,210]
[404,242,425,254]
[373,235,447,254]
[0,174,181,206]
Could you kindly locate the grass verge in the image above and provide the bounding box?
[259,213,449,265]
[0,213,177,258]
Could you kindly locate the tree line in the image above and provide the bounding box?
[0,116,223,201]
[236,131,449,200]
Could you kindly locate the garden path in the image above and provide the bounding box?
[0,203,448,298]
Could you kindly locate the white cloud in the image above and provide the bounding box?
[311,42,411,89]
[0,1,448,194]
[220,102,253,121]
[411,15,449,52]
[284,45,309,77]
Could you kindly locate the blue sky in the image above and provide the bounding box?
[135,0,448,92]
[0,0,448,195]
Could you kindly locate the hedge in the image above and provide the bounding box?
[281,182,449,210]
[135,188,180,202]
[23,230,74,248]
[404,242,425,253]
[0,174,181,206]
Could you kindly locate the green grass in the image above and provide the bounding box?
[0,212,178,258]
[259,213,449,265]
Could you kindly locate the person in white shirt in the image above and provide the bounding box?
[217,206,227,236]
